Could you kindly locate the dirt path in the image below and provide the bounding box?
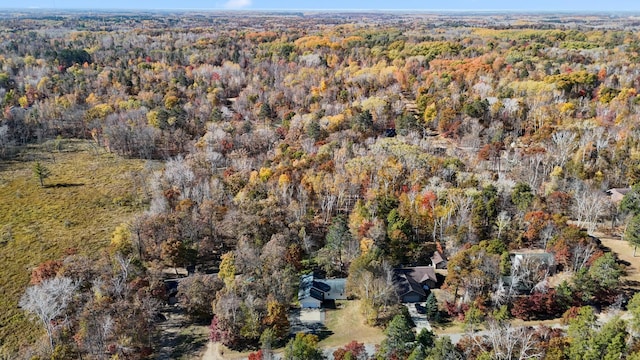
[201,342,226,360]
[200,341,253,360]
[156,308,187,360]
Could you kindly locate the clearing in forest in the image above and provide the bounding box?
[0,140,149,354]
[319,300,386,348]
[595,230,640,290]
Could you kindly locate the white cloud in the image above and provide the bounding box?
[223,0,252,9]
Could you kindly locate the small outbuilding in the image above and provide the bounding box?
[606,188,631,204]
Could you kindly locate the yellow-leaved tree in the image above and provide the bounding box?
[109,223,133,256]
[218,251,236,288]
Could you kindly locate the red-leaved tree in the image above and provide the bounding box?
[333,340,367,360]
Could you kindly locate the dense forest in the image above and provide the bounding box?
[3,10,640,360]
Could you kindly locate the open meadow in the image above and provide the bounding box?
[0,140,150,353]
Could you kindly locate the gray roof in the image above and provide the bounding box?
[299,274,324,302]
[321,279,346,295]
[431,251,446,264]
[607,188,631,196]
[512,252,555,265]
[299,275,347,302]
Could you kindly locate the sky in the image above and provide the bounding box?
[3,0,640,11]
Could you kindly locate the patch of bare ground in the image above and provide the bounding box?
[200,342,248,360]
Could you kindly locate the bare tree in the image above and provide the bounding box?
[495,211,511,240]
[111,253,133,299]
[511,256,551,294]
[551,130,577,168]
[19,277,78,351]
[477,321,543,360]
[572,242,597,272]
[572,186,607,235]
[491,278,511,307]
[0,124,11,158]
[163,156,196,199]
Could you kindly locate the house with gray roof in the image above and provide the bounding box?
[298,274,347,308]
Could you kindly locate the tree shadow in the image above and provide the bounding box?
[169,330,209,359]
[298,322,334,341]
[45,183,85,188]
[429,314,455,330]
[619,259,632,267]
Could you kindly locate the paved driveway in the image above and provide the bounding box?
[289,308,325,334]
[404,303,432,332]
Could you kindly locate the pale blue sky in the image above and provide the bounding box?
[2,0,640,11]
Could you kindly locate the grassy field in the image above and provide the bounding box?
[0,140,151,354]
[595,231,640,290]
[319,300,385,348]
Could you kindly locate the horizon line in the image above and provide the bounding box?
[2,7,640,13]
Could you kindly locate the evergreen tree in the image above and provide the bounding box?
[627,292,640,336]
[416,328,435,348]
[259,102,273,120]
[377,314,415,360]
[427,336,463,360]
[471,185,499,239]
[597,317,628,360]
[511,182,534,212]
[407,344,427,360]
[567,307,597,360]
[425,292,439,321]
[32,161,51,188]
[620,183,640,216]
[323,215,351,273]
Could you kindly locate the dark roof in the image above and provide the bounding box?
[394,273,426,298]
[312,280,331,293]
[396,266,438,284]
[393,266,438,300]
[309,287,324,301]
[299,274,316,302]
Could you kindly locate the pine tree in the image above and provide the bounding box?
[32,161,51,188]
[377,314,415,360]
[425,292,439,321]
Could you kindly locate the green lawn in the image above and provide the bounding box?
[0,140,150,354]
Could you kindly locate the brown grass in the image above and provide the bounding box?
[319,300,385,348]
[0,140,150,354]
[595,230,640,289]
